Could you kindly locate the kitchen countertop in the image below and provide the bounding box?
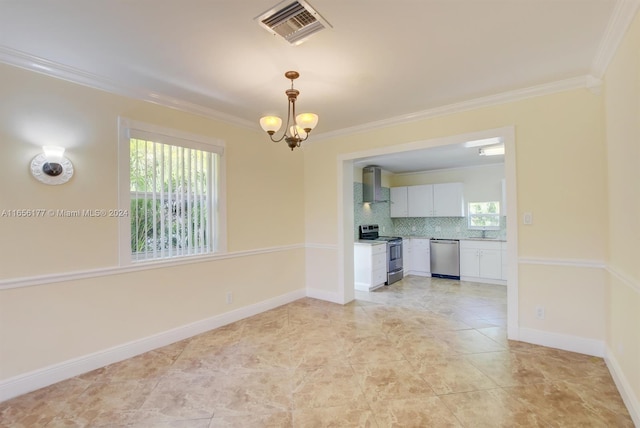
[355,237,507,244]
[399,235,507,242]
[459,238,507,242]
[354,240,387,245]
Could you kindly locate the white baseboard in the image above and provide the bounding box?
[519,327,605,357]
[354,282,372,292]
[605,346,640,427]
[0,288,306,403]
[405,271,430,277]
[460,276,507,286]
[306,287,344,304]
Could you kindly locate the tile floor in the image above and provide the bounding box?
[0,276,633,427]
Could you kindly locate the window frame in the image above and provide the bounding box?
[117,118,227,266]
[467,201,501,230]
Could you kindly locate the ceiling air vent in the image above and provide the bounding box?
[255,0,332,45]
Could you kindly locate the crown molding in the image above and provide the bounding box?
[0,46,255,130]
[0,45,605,142]
[591,0,640,78]
[311,75,601,142]
[2,0,633,143]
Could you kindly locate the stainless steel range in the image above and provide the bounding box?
[359,224,403,285]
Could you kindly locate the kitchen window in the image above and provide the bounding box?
[118,119,226,264]
[468,201,501,230]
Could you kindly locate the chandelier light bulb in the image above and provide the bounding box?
[296,113,318,132]
[290,125,308,139]
[259,116,283,134]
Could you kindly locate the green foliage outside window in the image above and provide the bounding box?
[468,201,501,228]
[130,139,211,258]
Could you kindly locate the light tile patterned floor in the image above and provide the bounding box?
[0,276,633,427]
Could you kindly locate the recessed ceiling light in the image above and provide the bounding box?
[478,145,505,156]
[464,137,502,148]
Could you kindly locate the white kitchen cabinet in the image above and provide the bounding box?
[409,238,431,276]
[402,238,412,273]
[390,182,464,218]
[390,186,408,217]
[354,242,387,291]
[501,241,507,280]
[433,182,465,217]
[460,240,503,284]
[407,185,434,217]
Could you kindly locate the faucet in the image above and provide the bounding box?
[481,228,487,239]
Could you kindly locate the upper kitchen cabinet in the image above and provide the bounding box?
[390,186,409,217]
[390,183,464,218]
[408,185,434,217]
[433,182,465,217]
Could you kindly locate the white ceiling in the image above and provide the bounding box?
[353,140,506,174]
[0,0,626,172]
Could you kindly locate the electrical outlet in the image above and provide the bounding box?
[226,292,233,304]
[535,306,545,320]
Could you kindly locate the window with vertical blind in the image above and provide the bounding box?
[118,119,226,264]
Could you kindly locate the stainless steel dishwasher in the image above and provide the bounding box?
[430,239,460,279]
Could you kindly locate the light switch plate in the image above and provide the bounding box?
[523,212,533,225]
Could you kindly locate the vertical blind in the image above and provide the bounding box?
[129,137,215,261]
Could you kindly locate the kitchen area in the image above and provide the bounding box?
[354,157,507,292]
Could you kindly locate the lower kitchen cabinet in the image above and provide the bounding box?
[354,242,387,291]
[460,240,504,284]
[408,238,431,276]
[402,239,411,273]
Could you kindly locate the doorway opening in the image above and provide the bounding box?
[337,126,520,340]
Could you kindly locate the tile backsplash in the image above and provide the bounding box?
[353,182,393,238]
[392,216,506,239]
[354,183,506,239]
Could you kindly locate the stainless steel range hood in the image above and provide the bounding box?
[363,165,386,203]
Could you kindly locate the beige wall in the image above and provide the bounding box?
[0,63,306,380]
[0,12,638,414]
[305,89,606,310]
[303,11,640,415]
[603,10,640,411]
[306,89,607,258]
[0,250,304,379]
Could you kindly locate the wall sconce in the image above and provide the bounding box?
[30,146,74,185]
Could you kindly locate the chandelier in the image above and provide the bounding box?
[259,71,318,151]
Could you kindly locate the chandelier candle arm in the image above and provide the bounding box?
[259,71,318,150]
